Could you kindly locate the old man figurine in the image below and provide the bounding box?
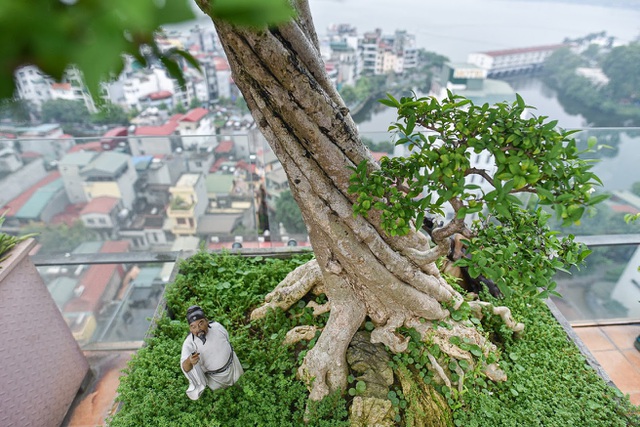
[180,305,244,400]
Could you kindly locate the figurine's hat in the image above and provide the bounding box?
[186,305,206,324]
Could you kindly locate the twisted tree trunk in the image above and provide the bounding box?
[200,0,522,402]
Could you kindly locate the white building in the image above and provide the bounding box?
[14,65,96,112]
[467,44,565,77]
[122,68,176,111]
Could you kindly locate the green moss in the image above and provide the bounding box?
[452,293,640,427]
[107,252,639,426]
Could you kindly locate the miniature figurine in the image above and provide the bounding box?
[180,305,244,400]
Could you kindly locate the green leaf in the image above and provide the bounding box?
[210,0,296,28]
[379,94,400,108]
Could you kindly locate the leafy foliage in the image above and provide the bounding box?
[1,0,296,103]
[0,212,37,263]
[0,0,197,100]
[22,221,96,256]
[40,99,91,125]
[349,92,605,297]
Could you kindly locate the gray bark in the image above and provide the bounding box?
[200,0,514,402]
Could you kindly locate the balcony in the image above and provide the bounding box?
[1,128,639,424]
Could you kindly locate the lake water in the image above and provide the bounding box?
[309,0,640,62]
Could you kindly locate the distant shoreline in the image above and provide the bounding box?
[506,0,640,11]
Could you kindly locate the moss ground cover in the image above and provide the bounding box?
[107,251,639,426]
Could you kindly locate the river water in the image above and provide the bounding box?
[309,0,640,62]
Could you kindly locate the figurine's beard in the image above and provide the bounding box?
[197,331,206,345]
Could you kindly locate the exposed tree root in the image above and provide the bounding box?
[469,301,525,334]
[284,325,320,345]
[250,263,525,402]
[250,259,323,320]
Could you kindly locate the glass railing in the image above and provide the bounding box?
[0,127,638,351]
[552,242,640,325]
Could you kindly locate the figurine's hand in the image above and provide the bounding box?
[189,352,200,366]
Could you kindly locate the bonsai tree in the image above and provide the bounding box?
[204,3,605,403]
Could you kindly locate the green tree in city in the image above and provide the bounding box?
[91,101,129,125]
[273,190,306,234]
[40,99,91,125]
[22,221,97,256]
[0,98,33,123]
[602,42,640,101]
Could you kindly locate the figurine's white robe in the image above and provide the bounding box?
[180,321,243,400]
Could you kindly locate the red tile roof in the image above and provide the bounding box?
[63,240,130,313]
[479,44,566,57]
[51,203,86,226]
[80,196,119,215]
[103,127,128,138]
[371,151,388,162]
[0,171,61,217]
[611,204,640,214]
[67,141,103,153]
[209,156,229,173]
[181,107,209,122]
[134,122,178,136]
[215,140,234,154]
[20,151,43,159]
[100,240,131,253]
[214,56,230,71]
[148,90,173,100]
[64,264,115,313]
[51,83,72,91]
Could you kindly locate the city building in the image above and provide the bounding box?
[167,173,208,236]
[80,151,139,210]
[467,44,565,77]
[359,28,418,75]
[13,65,96,112]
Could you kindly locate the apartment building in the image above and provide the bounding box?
[14,65,96,112]
[167,173,208,236]
[80,151,138,210]
[359,28,418,75]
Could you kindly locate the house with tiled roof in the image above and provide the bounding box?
[67,141,103,153]
[214,139,234,155]
[140,90,174,111]
[129,119,180,157]
[0,170,62,226]
[80,152,138,209]
[79,196,124,239]
[178,107,215,151]
[62,240,130,343]
[12,178,69,225]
